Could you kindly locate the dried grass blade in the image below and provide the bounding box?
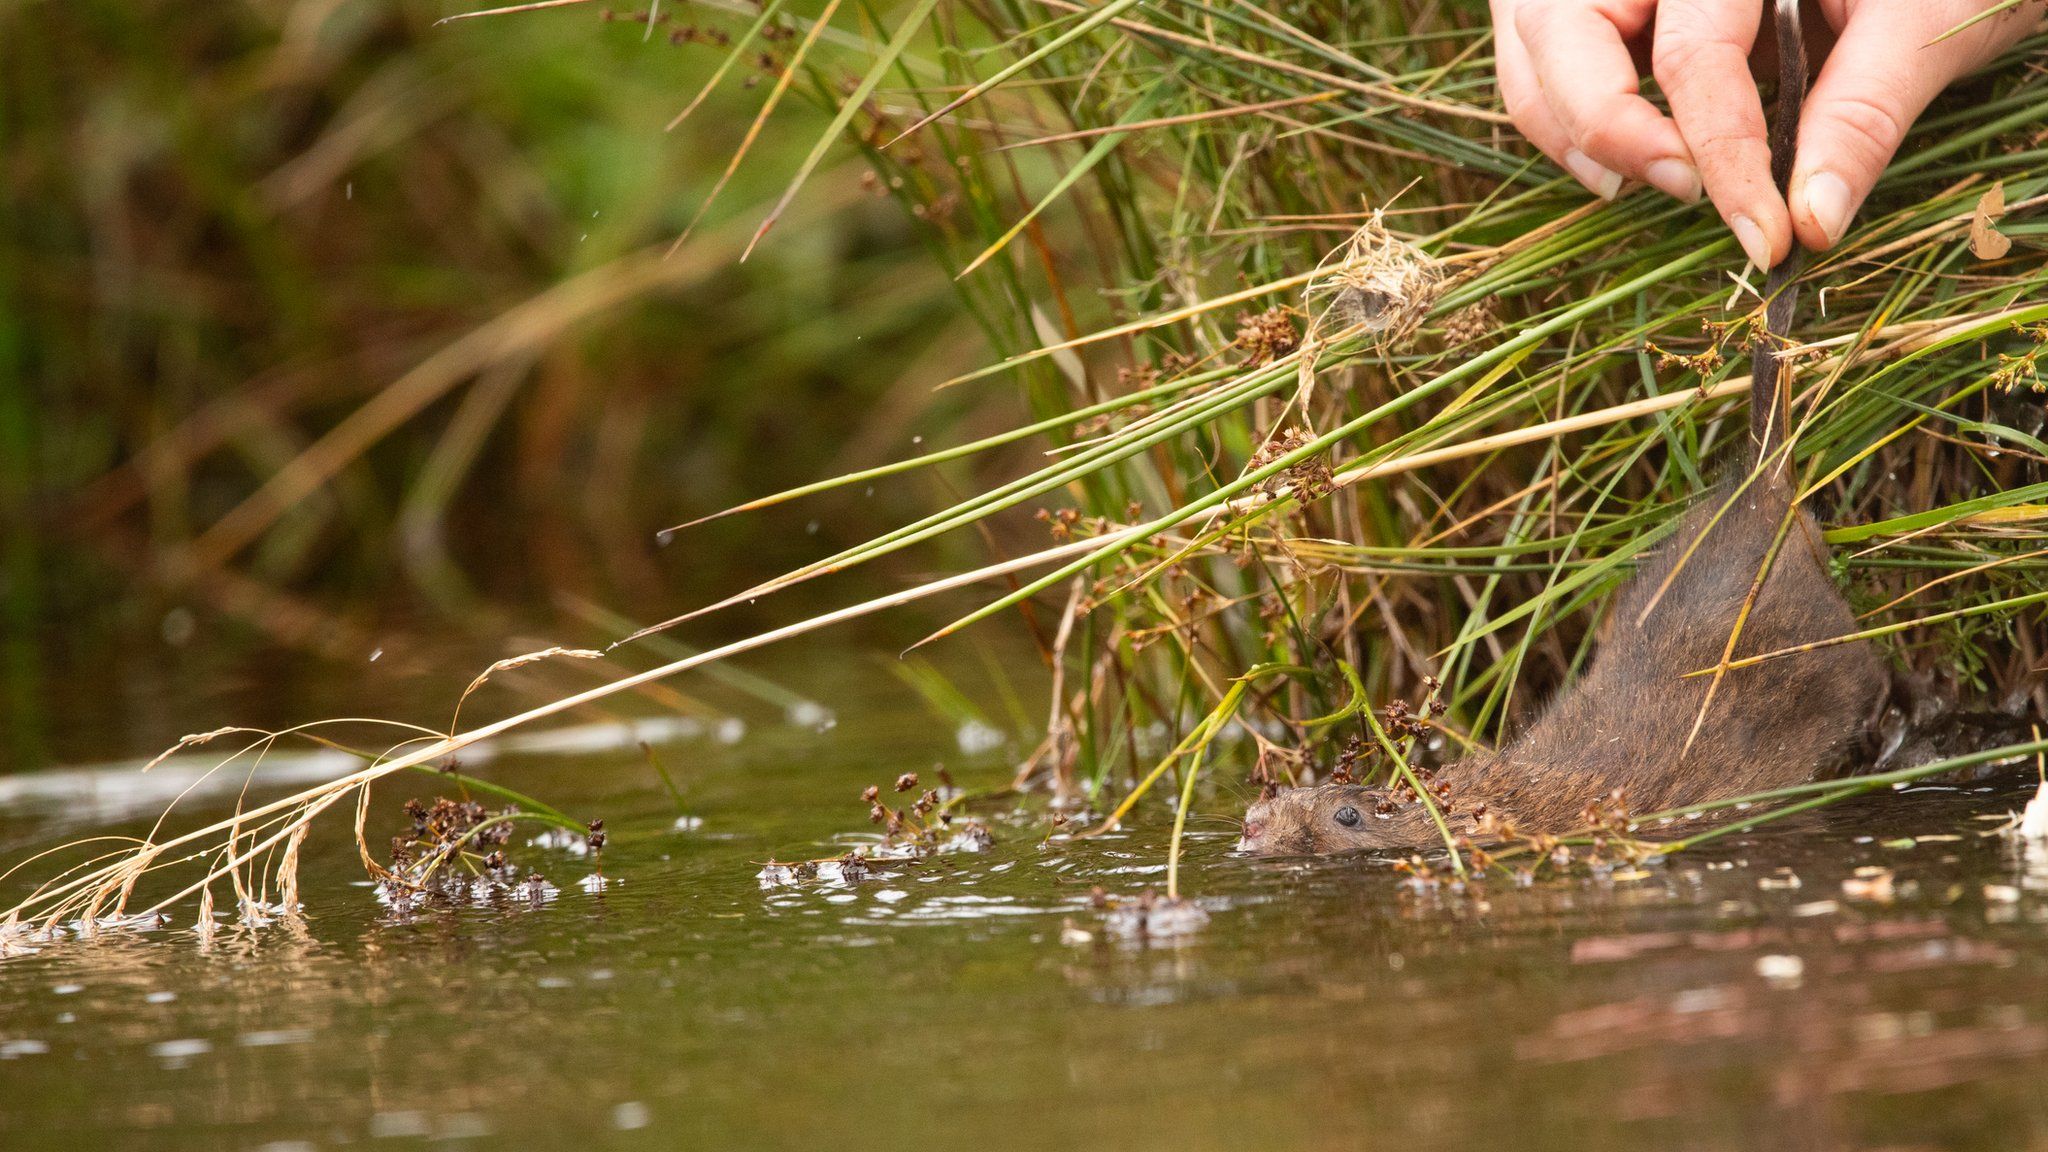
[744,0,943,258]
[667,0,790,130]
[957,80,1169,278]
[435,0,592,25]
[671,0,848,254]
[886,0,1147,147]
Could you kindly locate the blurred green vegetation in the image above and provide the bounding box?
[0,1,1032,765]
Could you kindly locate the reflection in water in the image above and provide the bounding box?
[3,697,2048,1150]
[0,715,725,834]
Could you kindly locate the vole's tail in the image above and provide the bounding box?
[1750,0,1809,467]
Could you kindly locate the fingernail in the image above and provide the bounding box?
[1802,170,1853,245]
[1563,149,1623,201]
[1644,158,1702,204]
[1730,214,1771,270]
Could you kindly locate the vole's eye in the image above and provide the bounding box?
[1333,806,1361,828]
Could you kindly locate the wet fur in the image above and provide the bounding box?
[1238,476,1888,856]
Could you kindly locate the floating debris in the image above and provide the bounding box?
[754,847,907,890]
[375,796,574,913]
[818,852,871,885]
[941,821,996,854]
[515,873,559,905]
[527,827,593,856]
[60,911,171,938]
[230,901,295,929]
[0,924,41,960]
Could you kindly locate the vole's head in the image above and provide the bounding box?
[1236,784,1443,857]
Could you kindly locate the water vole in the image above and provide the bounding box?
[1236,475,1888,856]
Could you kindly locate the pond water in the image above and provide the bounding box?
[4,650,2048,1151]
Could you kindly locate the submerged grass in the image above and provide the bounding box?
[7,0,2048,927]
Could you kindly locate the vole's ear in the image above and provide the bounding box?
[1257,780,1279,802]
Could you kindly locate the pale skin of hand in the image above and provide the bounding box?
[1491,0,2047,267]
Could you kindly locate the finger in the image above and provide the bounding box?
[1513,0,1700,202]
[1653,0,1785,269]
[1788,3,2033,250]
[1492,0,1579,175]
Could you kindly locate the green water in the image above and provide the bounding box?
[5,655,2048,1151]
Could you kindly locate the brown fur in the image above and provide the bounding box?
[1237,475,1888,856]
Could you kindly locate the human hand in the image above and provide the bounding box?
[1491,0,2046,267]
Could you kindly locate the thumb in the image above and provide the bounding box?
[1788,11,1973,250]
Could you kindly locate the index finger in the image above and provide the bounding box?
[1513,0,1700,201]
[1651,0,1786,269]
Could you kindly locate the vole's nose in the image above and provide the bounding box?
[1236,821,1263,852]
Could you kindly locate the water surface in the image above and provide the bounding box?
[4,656,2048,1151]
